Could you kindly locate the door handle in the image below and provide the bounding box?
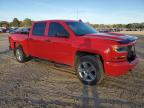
[44,40,51,42]
[28,38,33,40]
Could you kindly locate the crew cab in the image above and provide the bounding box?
[8,20,139,85]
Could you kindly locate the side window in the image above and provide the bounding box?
[32,22,46,36]
[48,22,69,37]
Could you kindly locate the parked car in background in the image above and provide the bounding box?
[21,28,30,34]
[5,28,13,33]
[0,28,3,33]
[0,28,6,33]
[2,28,7,33]
[8,28,30,34]
[20,28,30,34]
[9,28,19,34]
[14,28,30,34]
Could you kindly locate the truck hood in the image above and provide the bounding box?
[82,32,138,44]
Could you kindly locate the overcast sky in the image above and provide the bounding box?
[0,0,144,24]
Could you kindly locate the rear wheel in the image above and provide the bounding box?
[15,46,28,63]
[76,55,104,85]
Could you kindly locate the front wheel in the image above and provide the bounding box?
[76,55,104,85]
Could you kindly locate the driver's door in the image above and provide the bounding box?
[46,22,74,65]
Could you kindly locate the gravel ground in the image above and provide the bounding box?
[0,33,144,108]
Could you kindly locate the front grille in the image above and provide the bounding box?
[127,45,136,62]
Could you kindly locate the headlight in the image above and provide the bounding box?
[113,46,128,52]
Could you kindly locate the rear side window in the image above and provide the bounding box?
[32,22,46,36]
[48,22,68,37]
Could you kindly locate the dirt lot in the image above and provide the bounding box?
[0,33,144,108]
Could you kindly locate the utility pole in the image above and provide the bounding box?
[76,8,79,20]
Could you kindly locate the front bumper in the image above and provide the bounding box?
[104,57,139,76]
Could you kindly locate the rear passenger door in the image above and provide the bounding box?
[29,22,47,58]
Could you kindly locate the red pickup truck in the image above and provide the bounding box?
[8,20,139,85]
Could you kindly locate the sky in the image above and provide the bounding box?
[0,0,144,24]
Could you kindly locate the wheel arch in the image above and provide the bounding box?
[13,42,29,56]
[75,51,104,66]
[13,42,21,55]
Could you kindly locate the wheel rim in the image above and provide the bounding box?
[16,49,23,61]
[78,61,97,82]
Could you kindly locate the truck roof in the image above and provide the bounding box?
[32,19,80,23]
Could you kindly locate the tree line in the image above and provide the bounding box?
[90,23,144,31]
[0,18,32,28]
[0,18,144,31]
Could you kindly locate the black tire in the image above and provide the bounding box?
[76,55,104,85]
[14,46,28,63]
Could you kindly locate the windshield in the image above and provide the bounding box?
[66,21,97,36]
